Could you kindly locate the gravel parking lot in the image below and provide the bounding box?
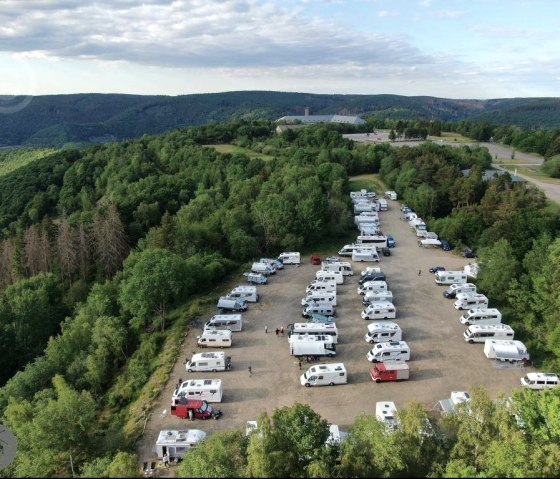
[138,199,530,467]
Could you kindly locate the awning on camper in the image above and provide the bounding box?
[420,239,442,247]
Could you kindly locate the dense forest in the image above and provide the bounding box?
[0,120,559,477]
[3,92,560,148]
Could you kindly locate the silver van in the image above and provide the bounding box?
[217,296,248,312]
[204,314,243,332]
[302,303,336,318]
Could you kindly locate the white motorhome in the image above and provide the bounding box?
[185,351,232,372]
[155,429,206,460]
[217,296,248,312]
[251,262,275,276]
[301,291,337,307]
[362,290,394,305]
[302,303,336,318]
[352,248,380,262]
[204,314,243,332]
[366,340,410,362]
[356,234,387,249]
[360,224,381,236]
[377,198,388,211]
[360,266,382,277]
[463,324,515,343]
[306,280,337,294]
[316,270,344,284]
[363,321,402,344]
[443,283,477,298]
[460,308,502,326]
[338,244,357,257]
[354,202,375,214]
[454,293,489,310]
[420,238,442,248]
[277,252,301,264]
[385,191,397,200]
[435,270,468,285]
[521,373,559,390]
[227,285,259,303]
[288,322,339,343]
[172,379,223,403]
[290,335,336,357]
[357,280,389,295]
[197,329,232,348]
[300,363,347,387]
[376,401,399,431]
[484,339,530,363]
[322,261,354,276]
[361,302,396,320]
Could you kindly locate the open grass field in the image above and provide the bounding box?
[0,147,57,177]
[348,174,385,193]
[207,144,275,161]
[429,132,473,143]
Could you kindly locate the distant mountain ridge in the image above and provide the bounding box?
[1,91,559,147]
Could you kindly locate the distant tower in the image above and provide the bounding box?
[304,107,310,117]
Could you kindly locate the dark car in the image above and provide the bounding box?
[462,247,476,258]
[386,234,396,248]
[359,272,386,285]
[429,266,445,274]
[440,239,452,251]
[382,247,391,257]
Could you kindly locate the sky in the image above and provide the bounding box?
[0,0,559,99]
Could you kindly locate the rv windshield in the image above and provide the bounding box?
[199,401,209,412]
[465,329,474,338]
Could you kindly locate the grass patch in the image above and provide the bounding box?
[494,158,541,166]
[0,147,58,176]
[207,144,275,161]
[348,173,386,193]
[429,132,472,143]
[501,165,560,185]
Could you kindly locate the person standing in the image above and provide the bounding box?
[275,328,279,336]
[280,325,284,336]
[248,366,252,376]
[418,269,422,276]
[163,453,170,468]
[265,325,268,334]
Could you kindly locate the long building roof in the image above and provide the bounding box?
[278,114,366,125]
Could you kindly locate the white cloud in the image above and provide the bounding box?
[378,10,398,17]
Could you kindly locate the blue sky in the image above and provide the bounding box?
[0,0,558,99]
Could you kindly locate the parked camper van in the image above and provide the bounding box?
[302,303,336,318]
[366,340,410,363]
[484,339,529,363]
[357,280,389,295]
[360,266,382,277]
[300,363,347,387]
[377,198,388,211]
[185,352,232,372]
[243,272,267,285]
[460,308,502,326]
[204,314,243,332]
[289,334,336,357]
[385,190,398,200]
[443,283,476,298]
[277,252,300,264]
[362,290,394,305]
[454,293,489,310]
[251,262,275,276]
[435,270,468,285]
[316,270,344,284]
[370,361,409,383]
[364,322,402,344]
[301,292,337,307]
[463,324,515,343]
[361,302,396,320]
[217,296,248,312]
[155,429,206,460]
[359,271,386,284]
[338,244,356,257]
[227,285,259,303]
[376,401,399,431]
[197,329,232,348]
[172,379,223,403]
[322,261,354,276]
[352,248,380,262]
[356,234,387,249]
[521,373,560,390]
[287,322,338,343]
[306,280,337,294]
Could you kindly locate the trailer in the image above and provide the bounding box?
[484,340,530,363]
[155,429,206,460]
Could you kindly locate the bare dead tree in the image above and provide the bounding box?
[23,224,43,277]
[94,204,130,278]
[56,215,77,284]
[0,239,17,290]
[77,222,91,280]
[38,227,53,273]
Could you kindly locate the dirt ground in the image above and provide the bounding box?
[137,199,530,474]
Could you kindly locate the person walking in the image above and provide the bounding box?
[281,325,284,336]
[298,359,302,370]
[248,366,252,376]
[163,453,170,468]
[275,328,279,336]
[265,325,268,334]
[418,269,422,276]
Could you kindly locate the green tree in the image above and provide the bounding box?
[477,238,519,302]
[177,430,247,478]
[119,248,189,331]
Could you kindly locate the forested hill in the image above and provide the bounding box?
[1,91,560,147]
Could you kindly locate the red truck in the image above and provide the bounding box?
[170,399,222,420]
[370,361,410,383]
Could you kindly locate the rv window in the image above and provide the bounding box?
[199,362,207,367]
[317,376,323,380]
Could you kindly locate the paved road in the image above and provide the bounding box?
[344,133,560,205]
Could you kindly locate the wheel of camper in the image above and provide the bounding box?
[188,368,193,373]
[304,383,310,387]
[468,340,474,344]
[329,382,335,386]
[212,369,217,372]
